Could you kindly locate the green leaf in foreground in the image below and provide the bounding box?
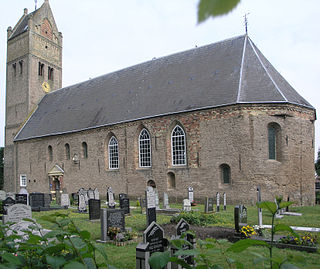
[149,251,171,269]
[257,201,277,214]
[46,255,66,269]
[227,239,270,253]
[198,0,241,23]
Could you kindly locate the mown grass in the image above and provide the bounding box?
[31,201,320,268]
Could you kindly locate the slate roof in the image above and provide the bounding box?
[15,35,314,141]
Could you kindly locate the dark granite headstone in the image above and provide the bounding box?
[205,197,214,213]
[107,209,125,231]
[44,194,51,207]
[2,197,15,214]
[89,199,101,220]
[146,187,156,226]
[119,193,128,200]
[29,193,45,208]
[175,218,194,265]
[143,221,164,255]
[234,205,247,233]
[120,197,130,214]
[15,194,28,205]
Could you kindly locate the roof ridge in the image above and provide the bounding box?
[247,37,288,102]
[236,35,247,102]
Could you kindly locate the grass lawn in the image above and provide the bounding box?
[30,201,320,268]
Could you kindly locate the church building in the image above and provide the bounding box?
[4,1,316,205]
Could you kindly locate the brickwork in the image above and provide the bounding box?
[14,104,316,205]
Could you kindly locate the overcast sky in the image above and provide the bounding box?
[0,0,319,156]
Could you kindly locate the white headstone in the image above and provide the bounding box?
[163,192,170,209]
[94,188,99,200]
[78,194,86,212]
[146,187,156,209]
[188,187,194,204]
[183,199,191,212]
[61,194,70,208]
[107,187,115,208]
[3,204,32,224]
[155,190,160,210]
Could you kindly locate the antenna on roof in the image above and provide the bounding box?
[244,13,250,34]
[35,0,37,10]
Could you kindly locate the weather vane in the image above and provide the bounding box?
[244,13,250,34]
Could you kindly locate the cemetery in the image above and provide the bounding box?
[0,187,319,268]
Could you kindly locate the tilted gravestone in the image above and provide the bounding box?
[89,199,101,220]
[205,197,214,213]
[163,192,170,209]
[146,187,156,226]
[3,204,32,224]
[61,194,70,208]
[107,187,115,209]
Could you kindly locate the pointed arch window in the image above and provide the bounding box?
[171,125,186,166]
[108,136,119,169]
[139,129,151,167]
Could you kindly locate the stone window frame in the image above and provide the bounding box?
[82,142,88,159]
[220,164,231,184]
[65,143,70,160]
[108,136,119,170]
[48,66,54,80]
[38,62,44,76]
[19,60,23,75]
[268,122,281,161]
[20,174,27,187]
[171,125,186,166]
[48,145,53,161]
[12,63,17,76]
[139,128,152,168]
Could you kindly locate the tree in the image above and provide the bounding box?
[198,0,241,23]
[0,147,3,189]
[315,149,320,176]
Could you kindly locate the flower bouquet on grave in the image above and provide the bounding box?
[240,225,256,238]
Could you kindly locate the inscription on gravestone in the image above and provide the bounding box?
[3,204,32,224]
[120,196,130,215]
[107,209,125,231]
[143,221,164,255]
[89,199,101,220]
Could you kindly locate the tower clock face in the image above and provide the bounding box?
[42,81,51,93]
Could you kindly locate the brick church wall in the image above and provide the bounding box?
[15,103,315,205]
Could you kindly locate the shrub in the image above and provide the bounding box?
[170,211,217,226]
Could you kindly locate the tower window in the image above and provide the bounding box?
[38,62,44,76]
[48,67,54,80]
[12,63,16,76]
[19,60,23,74]
[65,143,70,160]
[48,145,53,161]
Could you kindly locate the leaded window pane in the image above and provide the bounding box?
[172,126,186,166]
[108,136,119,169]
[139,129,151,167]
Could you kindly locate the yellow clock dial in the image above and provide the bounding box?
[42,81,51,93]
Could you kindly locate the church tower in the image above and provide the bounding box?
[4,0,62,191]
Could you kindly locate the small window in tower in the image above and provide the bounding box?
[48,67,54,80]
[19,60,23,74]
[12,63,16,76]
[38,62,44,76]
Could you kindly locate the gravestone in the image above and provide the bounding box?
[107,187,115,209]
[257,186,263,226]
[0,190,6,200]
[94,188,100,200]
[44,194,51,208]
[29,193,45,208]
[61,194,70,208]
[183,199,191,212]
[84,190,89,205]
[205,197,214,213]
[19,188,29,205]
[89,199,101,220]
[172,218,195,267]
[15,194,28,205]
[146,187,156,226]
[3,204,32,224]
[234,205,247,233]
[88,188,95,200]
[139,197,146,214]
[71,193,78,205]
[216,192,220,212]
[188,186,194,205]
[6,192,15,199]
[2,197,15,214]
[143,221,165,255]
[163,192,170,209]
[223,192,227,211]
[119,193,127,200]
[107,208,125,232]
[155,190,160,210]
[119,196,130,215]
[56,192,62,205]
[78,190,87,212]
